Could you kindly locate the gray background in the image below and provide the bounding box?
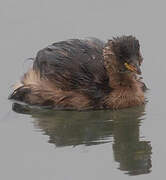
[0,0,165,179]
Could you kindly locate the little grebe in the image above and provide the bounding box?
[9,36,146,110]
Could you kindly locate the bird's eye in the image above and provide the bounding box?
[118,55,123,60]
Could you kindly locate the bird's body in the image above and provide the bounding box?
[9,36,146,110]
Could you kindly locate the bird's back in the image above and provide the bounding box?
[33,38,111,102]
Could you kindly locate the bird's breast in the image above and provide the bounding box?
[105,82,145,109]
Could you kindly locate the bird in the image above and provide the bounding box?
[9,35,146,110]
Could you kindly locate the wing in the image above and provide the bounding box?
[33,38,111,101]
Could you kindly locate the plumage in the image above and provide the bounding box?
[9,36,146,110]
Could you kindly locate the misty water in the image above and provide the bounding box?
[0,0,165,179]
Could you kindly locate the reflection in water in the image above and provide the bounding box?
[112,109,151,175]
[12,103,152,175]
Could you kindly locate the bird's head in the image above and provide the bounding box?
[104,35,143,75]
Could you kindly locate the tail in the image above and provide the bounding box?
[9,69,92,109]
[9,69,56,106]
[8,85,31,103]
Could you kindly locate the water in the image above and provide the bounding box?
[0,0,165,179]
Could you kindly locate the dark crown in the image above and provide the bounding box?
[111,35,140,63]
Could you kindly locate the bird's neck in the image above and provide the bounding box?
[103,47,136,89]
[108,72,137,89]
[102,46,145,109]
